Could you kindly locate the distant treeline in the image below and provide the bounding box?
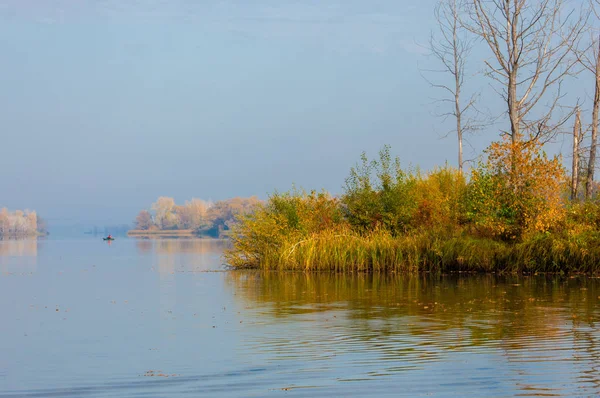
[0,208,47,238]
[133,196,261,238]
[86,225,131,236]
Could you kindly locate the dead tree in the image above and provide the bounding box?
[571,106,583,200]
[464,0,587,144]
[578,2,600,199]
[425,0,478,174]
[587,37,600,199]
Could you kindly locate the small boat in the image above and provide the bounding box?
[103,237,115,241]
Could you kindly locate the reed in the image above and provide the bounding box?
[226,227,600,274]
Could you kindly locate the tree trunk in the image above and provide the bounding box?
[586,37,600,200]
[454,12,463,175]
[572,107,581,200]
[508,1,520,144]
[508,72,520,143]
[457,119,463,174]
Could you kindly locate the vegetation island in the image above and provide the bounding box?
[0,208,47,238]
[130,197,260,238]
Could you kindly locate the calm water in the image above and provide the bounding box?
[1,238,600,397]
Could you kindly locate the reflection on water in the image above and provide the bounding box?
[2,239,600,397]
[0,239,39,256]
[0,239,39,274]
[135,238,228,274]
[133,238,230,333]
[227,272,600,396]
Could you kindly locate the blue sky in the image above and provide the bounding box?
[0,1,583,226]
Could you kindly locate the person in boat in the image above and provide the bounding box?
[107,234,112,240]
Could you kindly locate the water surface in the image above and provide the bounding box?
[1,238,599,397]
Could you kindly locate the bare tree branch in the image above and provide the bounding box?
[424,0,482,174]
[463,0,588,145]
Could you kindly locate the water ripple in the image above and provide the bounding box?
[2,242,600,396]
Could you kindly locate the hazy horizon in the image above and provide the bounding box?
[0,1,588,228]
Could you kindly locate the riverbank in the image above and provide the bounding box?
[127,229,195,237]
[0,231,48,239]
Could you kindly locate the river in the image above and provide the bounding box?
[1,237,599,397]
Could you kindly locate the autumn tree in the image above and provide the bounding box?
[0,208,8,237]
[134,210,154,230]
[26,211,37,235]
[137,196,259,234]
[151,197,178,230]
[176,198,211,230]
[204,197,262,237]
[464,0,586,144]
[0,208,39,237]
[466,134,566,240]
[13,210,26,235]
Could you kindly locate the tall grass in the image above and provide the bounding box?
[225,228,600,273]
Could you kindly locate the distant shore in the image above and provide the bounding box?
[0,231,48,239]
[127,229,195,237]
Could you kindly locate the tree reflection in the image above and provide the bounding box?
[134,238,228,274]
[226,271,600,395]
[0,238,40,274]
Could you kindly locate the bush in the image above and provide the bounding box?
[465,135,566,240]
[226,189,346,268]
[342,146,465,236]
[342,146,417,235]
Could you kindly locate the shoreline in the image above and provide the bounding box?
[127,229,196,237]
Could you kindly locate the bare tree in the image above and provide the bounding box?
[571,105,583,199]
[426,0,478,174]
[464,0,587,144]
[575,2,600,199]
[588,42,600,200]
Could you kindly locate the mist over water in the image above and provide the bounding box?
[1,237,599,397]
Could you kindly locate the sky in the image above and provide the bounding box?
[0,0,588,227]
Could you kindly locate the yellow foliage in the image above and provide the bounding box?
[413,167,465,230]
[468,134,566,239]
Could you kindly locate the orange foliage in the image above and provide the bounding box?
[467,134,566,239]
